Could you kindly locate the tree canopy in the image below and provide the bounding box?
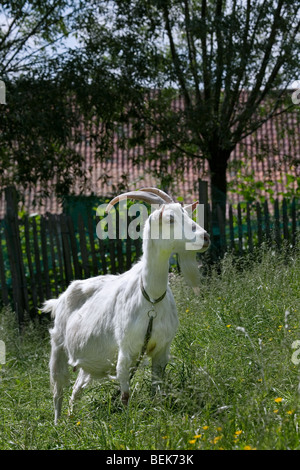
[73,0,300,210]
[0,0,75,76]
[0,1,80,198]
[1,0,299,212]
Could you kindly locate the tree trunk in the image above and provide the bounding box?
[209,152,230,208]
[208,149,231,258]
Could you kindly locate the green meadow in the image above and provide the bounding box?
[0,246,299,450]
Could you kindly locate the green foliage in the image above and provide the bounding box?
[1,1,300,206]
[0,1,85,198]
[0,77,82,197]
[0,1,77,76]
[0,247,299,449]
[228,167,300,204]
[74,0,300,183]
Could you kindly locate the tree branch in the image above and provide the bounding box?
[213,0,224,117]
[238,102,297,142]
[0,0,66,75]
[200,0,211,104]
[224,0,267,126]
[0,15,19,50]
[183,0,202,107]
[257,16,300,107]
[232,0,285,140]
[161,3,191,109]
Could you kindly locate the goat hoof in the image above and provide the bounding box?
[121,392,129,406]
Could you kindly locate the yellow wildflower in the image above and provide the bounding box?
[203,426,209,430]
[189,439,196,444]
[211,436,222,444]
[274,397,283,403]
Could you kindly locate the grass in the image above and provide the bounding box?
[0,246,299,450]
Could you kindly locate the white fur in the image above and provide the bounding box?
[42,202,209,423]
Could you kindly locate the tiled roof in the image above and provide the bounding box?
[1,96,299,216]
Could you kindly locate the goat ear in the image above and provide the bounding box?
[185,201,198,214]
[159,204,165,220]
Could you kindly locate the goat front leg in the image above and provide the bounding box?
[151,344,170,395]
[116,350,133,405]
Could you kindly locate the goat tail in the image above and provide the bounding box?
[41,299,58,319]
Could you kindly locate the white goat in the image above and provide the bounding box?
[42,188,210,423]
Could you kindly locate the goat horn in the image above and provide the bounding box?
[139,187,174,203]
[105,190,167,213]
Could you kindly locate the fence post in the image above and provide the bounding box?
[78,213,90,278]
[87,213,99,277]
[40,216,51,299]
[274,199,281,249]
[246,203,253,253]
[0,228,9,305]
[256,202,263,246]
[264,200,271,243]
[4,186,28,326]
[217,204,226,255]
[60,214,73,285]
[291,198,297,247]
[23,216,39,313]
[228,204,235,251]
[66,215,81,279]
[237,203,243,256]
[198,180,209,231]
[32,216,44,305]
[282,199,289,242]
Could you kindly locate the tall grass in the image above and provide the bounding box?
[0,246,299,450]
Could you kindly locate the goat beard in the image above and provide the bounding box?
[177,250,201,295]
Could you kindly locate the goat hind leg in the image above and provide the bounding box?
[68,369,91,416]
[49,343,69,424]
[52,382,64,425]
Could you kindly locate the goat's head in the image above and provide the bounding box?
[106,187,209,251]
[106,188,210,289]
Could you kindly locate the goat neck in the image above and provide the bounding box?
[141,236,170,302]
